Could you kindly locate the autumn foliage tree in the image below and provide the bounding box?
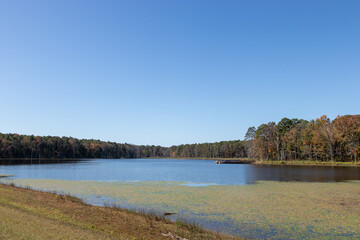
[333,115,360,162]
[252,115,360,162]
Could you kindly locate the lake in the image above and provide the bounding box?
[0,158,360,184]
[1,159,360,240]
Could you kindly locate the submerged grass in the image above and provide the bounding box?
[2,179,360,239]
[104,202,170,223]
[175,217,203,233]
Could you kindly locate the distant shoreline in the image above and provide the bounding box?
[153,157,360,166]
[0,174,14,178]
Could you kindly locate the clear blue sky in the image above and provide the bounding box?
[0,0,359,146]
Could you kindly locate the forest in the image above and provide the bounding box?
[168,114,360,162]
[0,115,359,162]
[247,114,360,162]
[0,134,169,159]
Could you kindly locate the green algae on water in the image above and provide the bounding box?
[1,178,360,240]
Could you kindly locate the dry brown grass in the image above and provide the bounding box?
[0,183,240,240]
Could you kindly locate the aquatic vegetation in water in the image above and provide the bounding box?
[1,178,360,240]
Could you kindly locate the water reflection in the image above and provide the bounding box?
[247,164,360,182]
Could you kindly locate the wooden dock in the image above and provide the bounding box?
[214,160,254,164]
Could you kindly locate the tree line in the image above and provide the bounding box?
[246,115,360,162]
[169,141,248,159]
[0,133,246,160]
[0,114,359,162]
[0,134,169,159]
[168,114,360,162]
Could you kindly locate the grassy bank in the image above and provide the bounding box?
[253,160,360,167]
[0,183,239,240]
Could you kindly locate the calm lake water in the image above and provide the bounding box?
[1,159,360,240]
[1,158,360,184]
